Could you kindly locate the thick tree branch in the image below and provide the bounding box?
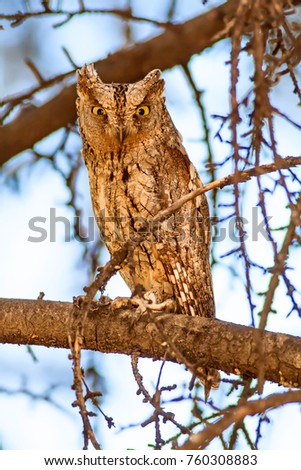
[0,0,241,164]
[0,297,300,388]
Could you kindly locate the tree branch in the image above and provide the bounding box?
[180,389,301,449]
[0,0,241,164]
[153,156,301,224]
[0,297,300,388]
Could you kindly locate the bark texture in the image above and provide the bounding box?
[0,297,300,388]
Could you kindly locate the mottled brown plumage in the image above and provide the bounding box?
[76,65,215,315]
[76,64,218,394]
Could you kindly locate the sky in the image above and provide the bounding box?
[0,0,300,450]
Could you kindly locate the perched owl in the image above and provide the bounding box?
[76,65,218,393]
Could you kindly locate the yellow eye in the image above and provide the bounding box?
[91,106,106,116]
[135,105,150,116]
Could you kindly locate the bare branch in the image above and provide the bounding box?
[0,8,172,29]
[153,156,301,225]
[180,389,301,449]
[255,192,301,393]
[68,329,101,449]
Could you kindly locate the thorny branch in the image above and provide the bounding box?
[131,354,189,449]
[256,192,301,393]
[259,193,301,331]
[213,0,301,329]
[68,329,102,450]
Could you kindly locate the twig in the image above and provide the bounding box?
[131,353,189,448]
[153,157,301,226]
[68,329,101,449]
[0,8,172,29]
[258,192,301,331]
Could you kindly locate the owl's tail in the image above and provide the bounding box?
[201,368,220,402]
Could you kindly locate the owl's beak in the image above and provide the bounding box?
[117,126,127,143]
[112,122,128,143]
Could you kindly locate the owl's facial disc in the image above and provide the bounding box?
[116,105,151,143]
[90,101,152,144]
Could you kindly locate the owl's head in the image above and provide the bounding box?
[76,64,172,150]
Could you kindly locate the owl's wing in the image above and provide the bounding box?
[124,138,214,317]
[156,145,215,318]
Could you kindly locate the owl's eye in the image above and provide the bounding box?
[91,106,106,116]
[135,105,150,116]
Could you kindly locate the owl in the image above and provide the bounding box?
[76,65,218,394]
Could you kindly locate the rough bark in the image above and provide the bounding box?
[0,297,300,388]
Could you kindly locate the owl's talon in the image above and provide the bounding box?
[73,295,85,308]
[97,295,112,306]
[148,298,177,312]
[130,296,150,315]
[111,295,161,314]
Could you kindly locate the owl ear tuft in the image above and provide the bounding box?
[142,69,164,95]
[143,69,162,82]
[129,69,165,104]
[141,69,165,95]
[77,64,103,97]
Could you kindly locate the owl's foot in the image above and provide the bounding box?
[146,298,176,312]
[131,293,176,314]
[111,293,176,314]
[110,296,133,310]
